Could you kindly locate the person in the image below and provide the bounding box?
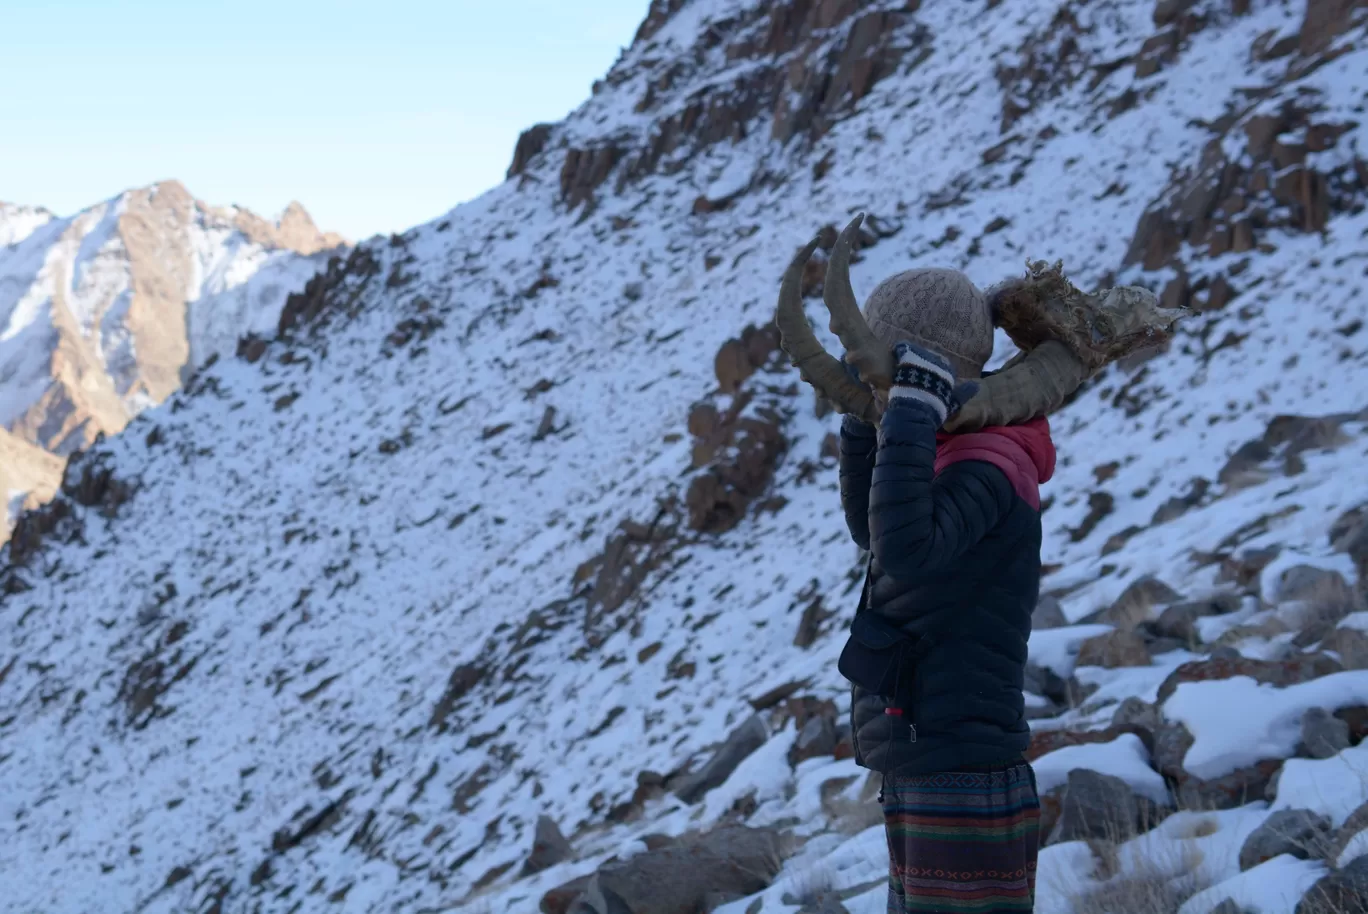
[836,268,1056,913]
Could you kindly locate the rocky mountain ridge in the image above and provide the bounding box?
[3,1,1368,913]
[0,182,345,536]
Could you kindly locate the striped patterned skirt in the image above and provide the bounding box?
[881,761,1041,913]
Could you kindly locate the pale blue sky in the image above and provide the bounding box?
[1,0,649,240]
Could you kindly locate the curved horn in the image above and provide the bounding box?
[943,340,1086,433]
[823,214,895,390]
[775,236,882,423]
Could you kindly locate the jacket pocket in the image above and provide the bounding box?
[851,686,915,772]
[837,611,919,702]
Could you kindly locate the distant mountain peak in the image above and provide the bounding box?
[0,181,348,540]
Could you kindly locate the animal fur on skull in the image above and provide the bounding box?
[773,215,1189,431]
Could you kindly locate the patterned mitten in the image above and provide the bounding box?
[888,341,978,425]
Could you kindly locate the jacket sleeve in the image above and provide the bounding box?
[869,399,1017,579]
[838,414,877,550]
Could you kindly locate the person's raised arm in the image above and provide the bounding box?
[838,414,877,550]
[867,343,1015,578]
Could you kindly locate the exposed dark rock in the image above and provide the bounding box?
[1336,705,1368,744]
[1090,575,1183,630]
[1322,627,1368,670]
[1027,726,1148,763]
[237,334,269,363]
[1049,769,1162,844]
[1155,653,1344,704]
[1301,707,1351,759]
[673,714,770,804]
[1177,759,1283,811]
[278,246,380,336]
[1297,0,1368,56]
[5,496,79,567]
[1274,565,1356,616]
[1295,854,1368,914]
[560,144,626,212]
[789,711,839,767]
[1023,663,1092,711]
[1152,477,1211,525]
[1151,721,1196,778]
[509,123,555,178]
[429,662,489,731]
[793,596,832,649]
[1150,719,1285,809]
[566,825,787,914]
[686,412,787,533]
[572,504,683,641]
[1111,697,1162,744]
[1153,594,1240,643]
[1076,630,1152,669]
[1239,809,1333,870]
[1068,491,1115,542]
[1032,595,1068,630]
[1328,800,1368,864]
[524,815,573,875]
[1218,546,1282,592]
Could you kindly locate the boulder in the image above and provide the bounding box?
[1239,809,1333,870]
[1273,566,1357,630]
[1152,721,1282,809]
[1301,707,1351,759]
[524,815,574,875]
[673,714,770,804]
[570,825,787,914]
[1152,721,1196,777]
[1049,769,1160,844]
[713,338,755,393]
[1297,0,1367,56]
[1023,663,1085,708]
[1076,630,1153,668]
[789,712,838,767]
[1111,697,1162,743]
[1151,477,1210,525]
[1153,0,1197,27]
[508,123,554,178]
[1032,595,1068,630]
[1329,504,1368,553]
[1219,546,1282,592]
[1328,799,1368,863]
[1145,635,1191,656]
[1155,653,1344,704]
[1336,705,1368,744]
[1028,726,1144,762]
[1295,854,1368,914]
[1154,595,1241,643]
[1092,576,1183,630]
[1177,759,1284,811]
[1330,503,1368,590]
[833,721,854,761]
[543,875,596,914]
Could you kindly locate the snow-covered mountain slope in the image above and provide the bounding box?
[3,1,1368,913]
[0,183,346,539]
[0,202,55,248]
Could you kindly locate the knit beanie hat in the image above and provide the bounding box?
[861,268,995,379]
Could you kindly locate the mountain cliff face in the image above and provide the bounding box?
[0,427,64,531]
[0,182,345,538]
[3,2,1368,913]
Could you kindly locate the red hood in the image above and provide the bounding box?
[934,417,1056,509]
